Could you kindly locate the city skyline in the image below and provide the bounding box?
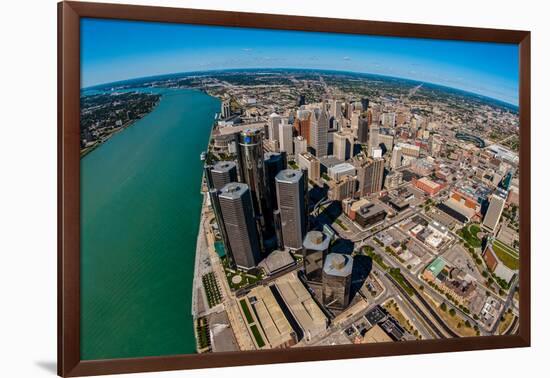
[81,18,519,105]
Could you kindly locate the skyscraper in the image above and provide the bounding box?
[310,106,329,157]
[294,136,308,155]
[206,186,234,268]
[331,99,342,120]
[391,146,402,170]
[354,156,385,197]
[297,152,320,182]
[264,152,286,211]
[278,122,294,154]
[294,109,312,143]
[333,131,351,161]
[357,117,369,144]
[218,182,262,271]
[361,98,369,112]
[322,253,353,311]
[303,231,330,282]
[268,113,283,143]
[368,124,380,157]
[206,161,238,191]
[298,94,306,107]
[236,129,269,233]
[482,189,508,232]
[276,169,307,250]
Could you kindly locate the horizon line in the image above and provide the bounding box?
[82,67,519,108]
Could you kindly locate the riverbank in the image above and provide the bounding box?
[80,96,162,158]
[80,88,220,360]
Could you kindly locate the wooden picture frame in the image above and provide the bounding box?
[58,1,531,376]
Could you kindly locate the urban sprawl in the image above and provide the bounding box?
[85,69,521,353]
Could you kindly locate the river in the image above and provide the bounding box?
[80,88,219,360]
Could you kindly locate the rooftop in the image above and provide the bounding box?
[275,169,303,184]
[323,253,353,277]
[274,272,327,337]
[426,257,447,277]
[303,231,330,251]
[212,160,236,173]
[219,182,249,199]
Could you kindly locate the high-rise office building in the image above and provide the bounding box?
[355,156,384,197]
[278,122,294,154]
[350,111,360,133]
[310,107,329,157]
[273,209,284,250]
[384,171,403,190]
[298,94,306,107]
[297,152,320,182]
[333,131,351,161]
[381,112,396,128]
[361,98,369,112]
[357,117,369,144]
[294,109,312,144]
[322,253,353,311]
[482,189,508,232]
[206,161,238,191]
[218,182,262,271]
[303,231,330,282]
[268,113,283,143]
[328,175,357,201]
[391,146,402,170]
[378,134,394,153]
[368,124,380,157]
[264,152,286,211]
[205,184,234,268]
[331,99,342,120]
[276,169,307,250]
[236,129,269,234]
[294,136,308,155]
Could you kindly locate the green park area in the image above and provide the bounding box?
[239,299,254,324]
[221,256,263,290]
[492,239,519,270]
[458,224,482,248]
[202,272,222,308]
[250,324,266,348]
[362,246,413,296]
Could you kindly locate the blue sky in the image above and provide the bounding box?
[81,18,519,105]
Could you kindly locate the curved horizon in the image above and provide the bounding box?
[81,18,519,105]
[82,67,518,108]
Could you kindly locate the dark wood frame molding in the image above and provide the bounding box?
[58,1,531,376]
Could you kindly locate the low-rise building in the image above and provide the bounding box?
[413,177,445,196]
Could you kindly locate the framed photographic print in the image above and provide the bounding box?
[58,1,531,376]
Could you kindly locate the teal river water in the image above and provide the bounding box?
[81,88,219,360]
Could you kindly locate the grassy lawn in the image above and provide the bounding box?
[334,218,348,231]
[498,310,515,335]
[250,324,266,348]
[389,268,414,296]
[221,257,263,290]
[424,295,477,337]
[363,246,389,271]
[458,224,482,248]
[384,300,420,339]
[492,239,519,270]
[239,299,254,324]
